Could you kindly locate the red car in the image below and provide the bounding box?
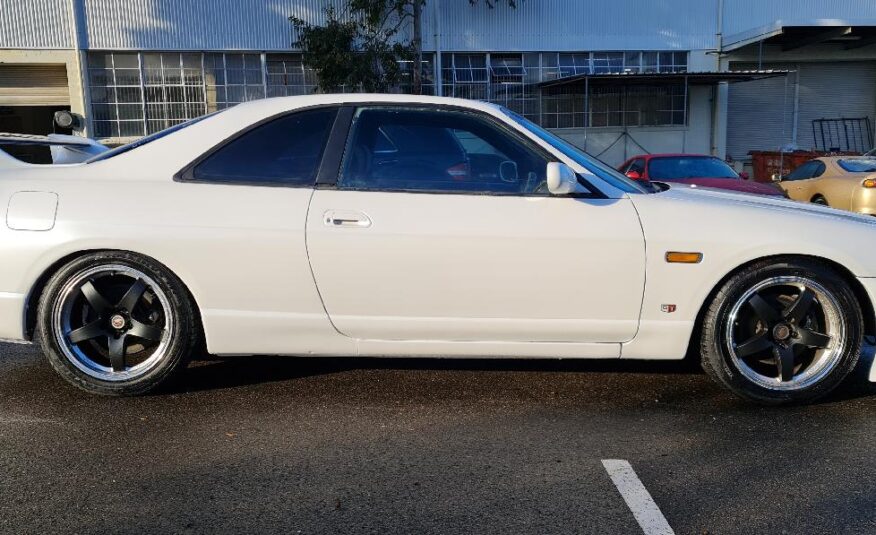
[618,153,786,197]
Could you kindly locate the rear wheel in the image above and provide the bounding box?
[700,258,862,404]
[37,251,198,395]
[811,195,828,206]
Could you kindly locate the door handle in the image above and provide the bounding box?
[323,210,372,228]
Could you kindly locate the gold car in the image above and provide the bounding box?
[778,156,876,215]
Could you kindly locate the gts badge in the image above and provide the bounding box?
[661,304,677,313]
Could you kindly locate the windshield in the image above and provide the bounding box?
[648,156,738,180]
[838,158,876,173]
[502,109,648,194]
[87,112,221,163]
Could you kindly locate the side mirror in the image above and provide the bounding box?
[770,173,783,182]
[546,162,583,195]
[626,170,642,180]
[739,171,750,180]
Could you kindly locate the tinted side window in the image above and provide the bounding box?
[629,158,645,175]
[812,161,826,178]
[192,108,337,185]
[786,161,817,181]
[339,107,549,194]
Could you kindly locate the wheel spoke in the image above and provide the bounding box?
[795,328,831,349]
[734,332,774,358]
[747,294,781,324]
[773,345,795,382]
[80,281,112,313]
[68,321,106,344]
[107,335,126,372]
[117,279,147,312]
[783,288,816,323]
[128,320,162,342]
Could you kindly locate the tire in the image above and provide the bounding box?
[36,251,198,396]
[811,196,828,206]
[700,258,862,405]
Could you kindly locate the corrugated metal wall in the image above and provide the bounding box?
[5,0,876,53]
[64,0,718,52]
[431,0,716,51]
[83,0,344,51]
[0,0,74,49]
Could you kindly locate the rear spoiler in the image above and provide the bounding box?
[0,133,110,168]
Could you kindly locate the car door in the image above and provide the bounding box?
[170,105,353,355]
[305,105,646,344]
[781,160,824,201]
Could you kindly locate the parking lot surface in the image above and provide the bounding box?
[2,342,876,534]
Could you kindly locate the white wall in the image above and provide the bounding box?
[551,85,714,167]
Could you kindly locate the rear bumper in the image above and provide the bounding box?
[0,292,27,342]
[852,188,876,215]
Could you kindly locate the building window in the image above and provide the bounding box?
[442,54,489,101]
[88,52,145,138]
[87,50,690,139]
[396,54,436,95]
[557,53,591,77]
[441,53,540,122]
[589,84,686,127]
[142,53,205,134]
[205,53,265,111]
[266,54,318,97]
[88,51,270,138]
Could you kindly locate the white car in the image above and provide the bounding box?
[1,94,875,404]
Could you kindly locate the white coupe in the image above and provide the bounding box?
[2,94,875,404]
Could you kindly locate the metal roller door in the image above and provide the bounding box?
[796,62,876,152]
[0,64,70,106]
[727,62,796,160]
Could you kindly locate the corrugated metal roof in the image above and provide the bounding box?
[0,0,74,49]
[538,70,792,89]
[722,0,876,39]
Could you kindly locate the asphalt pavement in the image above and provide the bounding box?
[2,341,875,534]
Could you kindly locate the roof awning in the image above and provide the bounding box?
[537,70,790,90]
[723,22,876,52]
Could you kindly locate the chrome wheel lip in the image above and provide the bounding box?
[725,276,846,392]
[51,265,174,382]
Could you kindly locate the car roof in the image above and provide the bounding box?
[645,153,717,159]
[623,153,719,161]
[231,93,506,116]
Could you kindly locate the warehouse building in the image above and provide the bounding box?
[1,0,875,169]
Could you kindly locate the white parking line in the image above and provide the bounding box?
[602,459,675,535]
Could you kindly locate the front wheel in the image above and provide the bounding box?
[700,258,862,404]
[37,251,198,396]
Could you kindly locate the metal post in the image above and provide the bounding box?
[201,52,208,114]
[70,0,93,137]
[433,0,442,96]
[683,75,689,126]
[583,76,589,151]
[136,52,147,136]
[261,52,268,100]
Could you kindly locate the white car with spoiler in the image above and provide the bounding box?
[1,93,875,404]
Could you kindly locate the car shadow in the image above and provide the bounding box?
[173,351,699,394]
[174,344,876,401]
[819,343,876,404]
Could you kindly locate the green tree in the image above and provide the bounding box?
[291,0,519,94]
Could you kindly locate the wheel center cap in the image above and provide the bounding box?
[110,314,126,330]
[772,323,791,341]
